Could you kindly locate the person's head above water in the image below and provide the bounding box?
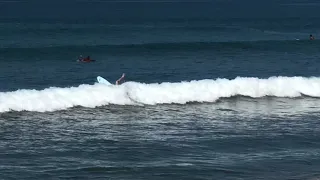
[310,34,315,40]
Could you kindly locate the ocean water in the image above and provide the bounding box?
[1,1,320,179]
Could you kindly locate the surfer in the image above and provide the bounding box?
[78,55,95,62]
[116,73,125,85]
[310,34,315,40]
[84,56,91,61]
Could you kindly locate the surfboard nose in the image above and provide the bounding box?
[97,76,112,85]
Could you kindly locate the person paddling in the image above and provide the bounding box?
[84,56,91,62]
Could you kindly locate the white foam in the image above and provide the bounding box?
[1,76,320,112]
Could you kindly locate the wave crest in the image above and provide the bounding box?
[1,76,320,112]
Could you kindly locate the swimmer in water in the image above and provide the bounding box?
[310,34,315,40]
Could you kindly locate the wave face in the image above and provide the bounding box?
[1,76,320,113]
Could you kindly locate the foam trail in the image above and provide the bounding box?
[1,76,320,113]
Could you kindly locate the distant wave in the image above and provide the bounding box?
[0,40,317,55]
[1,76,320,113]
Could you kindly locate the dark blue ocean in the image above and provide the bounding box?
[1,1,320,179]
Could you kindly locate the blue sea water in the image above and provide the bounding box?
[1,1,320,179]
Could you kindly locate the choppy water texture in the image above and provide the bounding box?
[1,1,320,179]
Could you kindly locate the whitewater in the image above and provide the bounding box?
[1,76,320,113]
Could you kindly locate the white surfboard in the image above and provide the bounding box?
[97,76,112,85]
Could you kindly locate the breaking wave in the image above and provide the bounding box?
[1,76,320,112]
